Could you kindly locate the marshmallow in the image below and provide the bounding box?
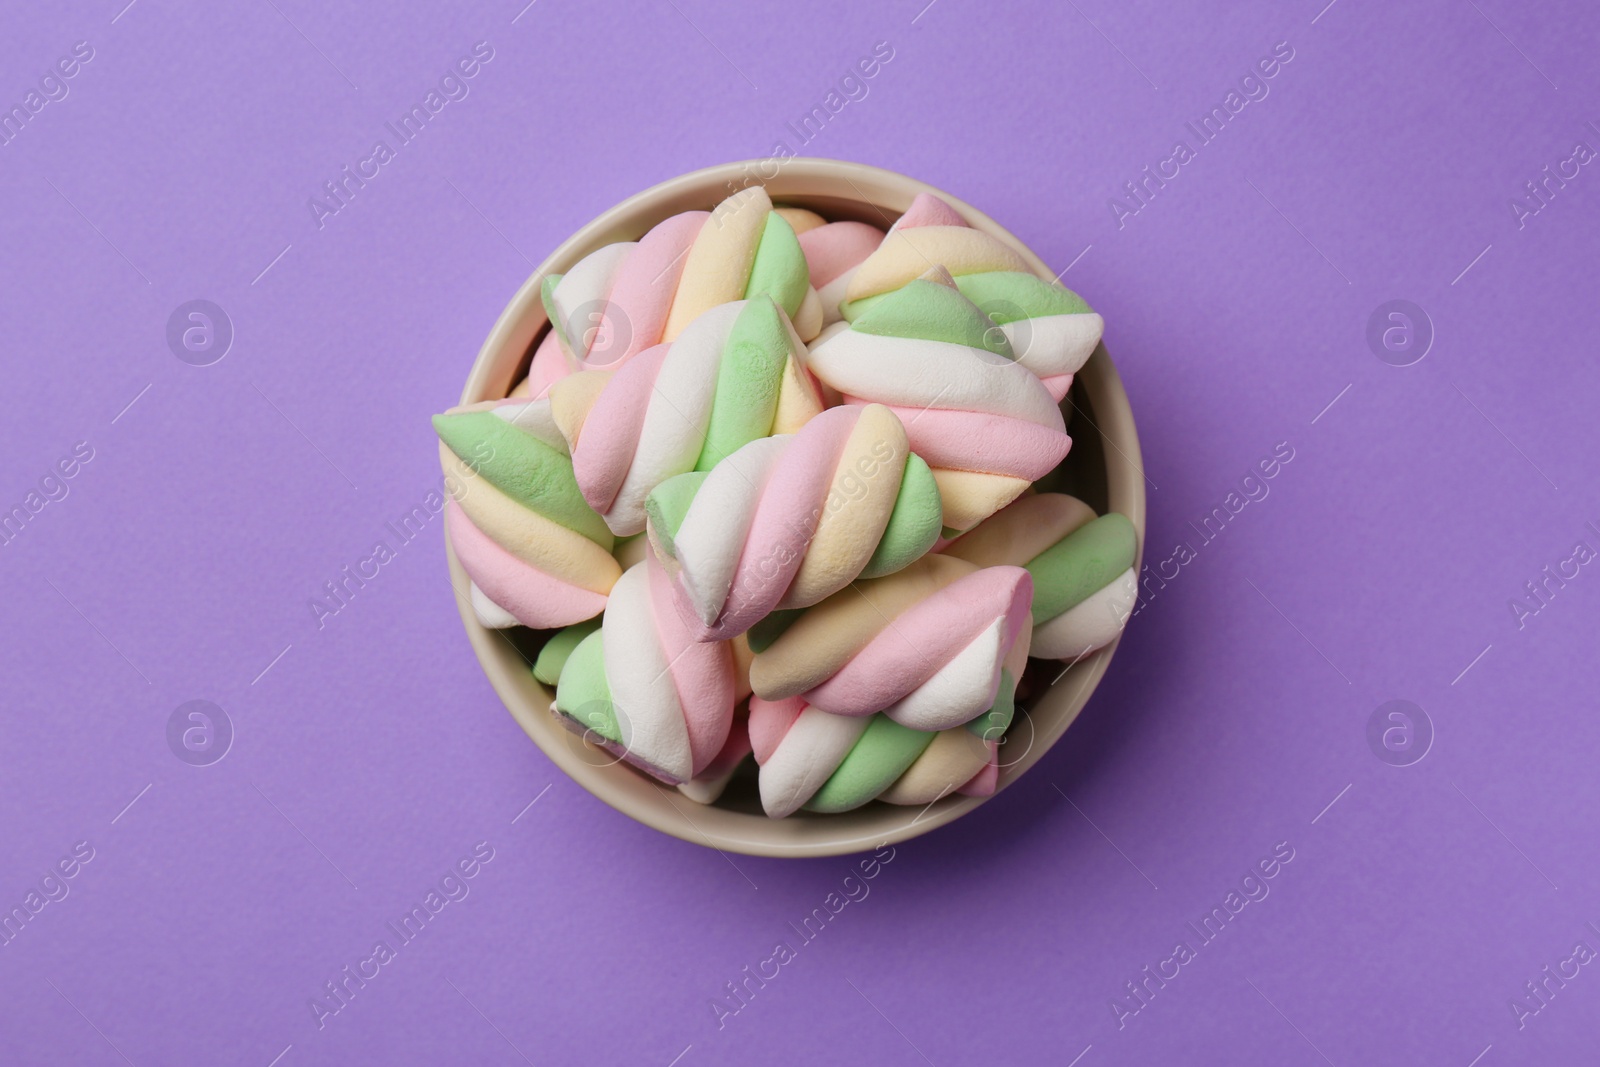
[538,604,755,801]
[434,399,619,629]
[645,403,945,641]
[840,193,1104,402]
[539,187,824,385]
[551,558,738,785]
[943,493,1139,660]
[748,553,1033,732]
[555,297,825,537]
[808,267,1071,532]
[751,697,1005,818]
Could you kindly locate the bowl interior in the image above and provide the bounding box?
[447,159,1146,857]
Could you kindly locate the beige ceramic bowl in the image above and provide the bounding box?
[446,159,1146,858]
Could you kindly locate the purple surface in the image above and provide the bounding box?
[2,0,1597,1063]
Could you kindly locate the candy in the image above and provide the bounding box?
[551,559,738,785]
[645,403,944,641]
[434,399,618,629]
[540,605,754,803]
[554,296,824,537]
[748,553,1032,728]
[539,187,825,384]
[750,695,1005,818]
[943,493,1139,660]
[808,266,1071,532]
[839,192,1103,402]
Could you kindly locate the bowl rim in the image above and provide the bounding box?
[445,157,1146,857]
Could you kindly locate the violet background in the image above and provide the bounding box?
[2,0,1597,1064]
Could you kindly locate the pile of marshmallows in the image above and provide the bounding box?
[434,187,1139,818]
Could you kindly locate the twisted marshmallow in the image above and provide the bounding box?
[747,553,1031,817]
[808,267,1071,532]
[434,399,619,629]
[540,187,824,378]
[748,553,1033,732]
[645,403,944,640]
[944,493,1139,660]
[512,189,883,403]
[840,193,1103,402]
[750,697,1007,818]
[536,609,755,801]
[551,297,824,537]
[551,558,738,785]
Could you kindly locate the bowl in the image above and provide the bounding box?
[445,158,1146,857]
